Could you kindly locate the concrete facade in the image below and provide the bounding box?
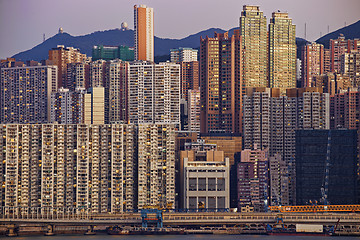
[181,151,230,210]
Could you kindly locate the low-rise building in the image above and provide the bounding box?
[181,148,230,210]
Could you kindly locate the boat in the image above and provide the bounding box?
[107,226,186,235]
[129,227,186,235]
[106,225,130,235]
[265,214,339,236]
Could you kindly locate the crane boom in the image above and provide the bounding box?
[321,131,331,205]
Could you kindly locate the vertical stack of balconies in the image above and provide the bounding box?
[55,125,66,208]
[41,125,55,212]
[99,126,110,213]
[30,125,41,209]
[124,124,136,211]
[89,125,100,213]
[5,125,18,209]
[19,125,30,213]
[76,125,89,211]
[110,124,124,213]
[65,125,77,209]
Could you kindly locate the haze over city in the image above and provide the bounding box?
[0,0,359,59]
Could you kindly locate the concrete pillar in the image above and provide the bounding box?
[84,225,96,235]
[6,224,17,237]
[44,224,55,236]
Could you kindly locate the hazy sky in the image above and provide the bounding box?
[0,0,359,59]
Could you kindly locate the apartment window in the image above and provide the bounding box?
[208,197,216,209]
[208,178,216,191]
[217,197,225,209]
[198,178,206,191]
[189,178,197,191]
[217,178,225,191]
[189,197,197,209]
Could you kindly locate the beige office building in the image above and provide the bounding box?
[181,150,230,209]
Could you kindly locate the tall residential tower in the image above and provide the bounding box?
[134,5,154,62]
[200,32,242,133]
[268,12,296,94]
[240,5,268,90]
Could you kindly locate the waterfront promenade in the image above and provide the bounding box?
[0,208,359,236]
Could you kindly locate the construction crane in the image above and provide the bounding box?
[320,131,331,205]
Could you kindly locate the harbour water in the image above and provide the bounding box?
[5,235,360,240]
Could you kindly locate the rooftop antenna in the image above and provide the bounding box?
[43,33,45,42]
[327,25,330,34]
[320,32,322,38]
[304,23,307,40]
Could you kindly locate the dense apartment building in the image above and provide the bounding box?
[48,45,87,88]
[296,130,358,205]
[243,87,329,205]
[341,51,360,87]
[324,48,331,74]
[268,12,296,94]
[50,88,84,124]
[137,124,176,209]
[170,48,198,62]
[200,31,242,133]
[180,61,199,101]
[92,45,134,61]
[90,60,106,87]
[0,64,58,124]
[188,89,201,132]
[330,35,360,73]
[237,147,269,211]
[107,60,128,123]
[0,124,137,213]
[134,5,154,62]
[301,42,324,87]
[240,5,268,90]
[128,61,180,125]
[330,87,360,130]
[313,73,336,95]
[65,62,89,91]
[313,72,352,96]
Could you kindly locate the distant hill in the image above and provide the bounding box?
[12,28,226,61]
[296,37,309,58]
[316,20,360,48]
[13,27,313,61]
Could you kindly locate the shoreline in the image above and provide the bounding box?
[1,228,360,237]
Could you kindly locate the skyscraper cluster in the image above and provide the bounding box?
[200,6,297,135]
[301,35,360,90]
[0,4,359,213]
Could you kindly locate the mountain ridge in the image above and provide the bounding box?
[12,20,359,62]
[12,28,228,61]
[316,20,360,48]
